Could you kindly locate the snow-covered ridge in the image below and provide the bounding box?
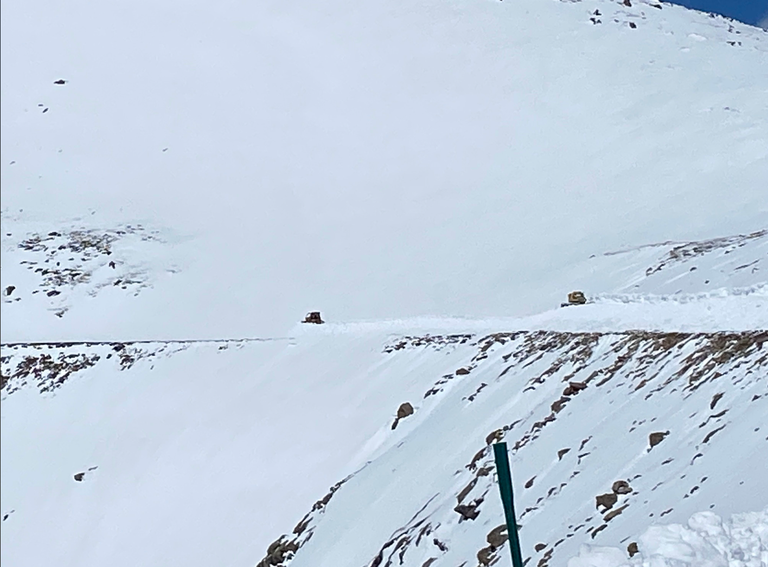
[258,328,767,567]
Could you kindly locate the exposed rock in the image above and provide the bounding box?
[563,381,587,396]
[535,543,547,552]
[397,402,414,419]
[454,499,482,521]
[457,478,478,504]
[487,525,508,547]
[477,546,495,566]
[391,402,415,430]
[551,396,569,413]
[486,428,504,445]
[302,311,324,324]
[257,536,299,567]
[612,480,632,495]
[649,431,669,449]
[456,367,471,375]
[557,448,571,460]
[604,504,628,522]
[567,291,587,305]
[595,492,618,510]
[627,542,639,557]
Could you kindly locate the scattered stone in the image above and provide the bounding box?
[454,499,482,521]
[612,480,632,495]
[568,291,587,305]
[397,402,414,419]
[457,478,478,504]
[551,396,569,413]
[487,525,508,547]
[302,311,324,324]
[53,79,67,85]
[627,542,639,557]
[595,492,618,510]
[557,448,571,460]
[74,472,85,482]
[456,367,470,375]
[391,402,415,430]
[486,428,504,445]
[5,285,15,296]
[563,381,587,396]
[525,476,536,489]
[109,261,116,269]
[623,0,631,6]
[629,22,637,29]
[649,431,669,449]
[477,546,495,566]
[604,504,628,522]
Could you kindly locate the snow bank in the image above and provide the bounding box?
[568,509,768,567]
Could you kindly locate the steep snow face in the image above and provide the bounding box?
[259,329,767,567]
[0,334,443,567]
[2,0,768,341]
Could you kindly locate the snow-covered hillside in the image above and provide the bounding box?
[2,0,767,341]
[2,230,767,566]
[2,0,767,565]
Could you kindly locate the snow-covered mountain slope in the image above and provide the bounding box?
[2,0,767,341]
[3,0,767,564]
[2,230,767,567]
[263,328,766,567]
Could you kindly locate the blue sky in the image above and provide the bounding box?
[669,0,768,27]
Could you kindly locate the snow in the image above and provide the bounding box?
[569,509,768,567]
[3,0,768,341]
[2,0,767,565]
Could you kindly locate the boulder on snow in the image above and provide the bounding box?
[595,492,618,510]
[612,480,632,495]
[302,311,324,324]
[487,524,508,547]
[568,291,587,305]
[391,402,415,430]
[397,402,414,419]
[649,430,669,449]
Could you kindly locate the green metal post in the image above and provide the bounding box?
[493,442,524,567]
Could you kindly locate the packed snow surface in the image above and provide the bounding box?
[569,509,768,567]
